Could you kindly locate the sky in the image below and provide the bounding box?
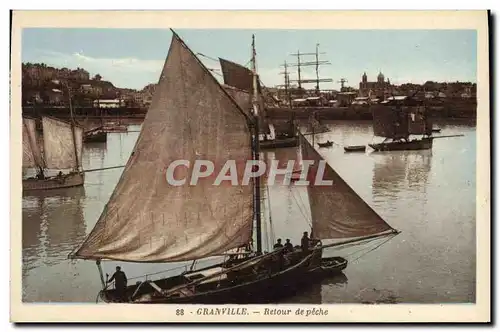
[21,28,477,90]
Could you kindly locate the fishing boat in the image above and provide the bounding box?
[432,128,442,133]
[83,126,107,143]
[22,115,85,192]
[260,136,298,149]
[68,30,400,304]
[102,121,127,133]
[317,140,333,148]
[344,145,366,153]
[369,95,434,152]
[369,137,433,152]
[303,112,329,136]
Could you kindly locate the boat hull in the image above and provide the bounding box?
[309,256,348,278]
[317,142,333,148]
[260,137,298,150]
[100,249,325,304]
[102,123,128,133]
[84,131,107,143]
[22,172,85,192]
[344,145,366,152]
[369,138,433,152]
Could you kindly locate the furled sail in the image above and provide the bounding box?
[22,117,44,169]
[42,116,83,170]
[71,33,255,263]
[299,134,394,240]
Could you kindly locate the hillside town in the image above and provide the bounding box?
[21,62,477,119]
[22,63,155,109]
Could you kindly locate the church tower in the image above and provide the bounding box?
[377,71,385,83]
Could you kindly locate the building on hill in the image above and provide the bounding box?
[358,71,393,99]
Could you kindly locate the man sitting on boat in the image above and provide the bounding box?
[284,239,294,253]
[273,239,283,250]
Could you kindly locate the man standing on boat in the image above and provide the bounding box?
[107,266,128,301]
[301,232,310,254]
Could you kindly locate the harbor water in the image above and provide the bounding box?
[21,120,476,303]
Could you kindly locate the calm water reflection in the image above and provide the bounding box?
[21,120,476,303]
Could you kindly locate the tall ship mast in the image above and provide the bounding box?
[289,44,333,95]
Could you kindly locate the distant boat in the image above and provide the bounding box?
[102,122,127,133]
[22,116,85,192]
[369,95,434,151]
[432,128,442,133]
[344,145,366,153]
[84,127,107,143]
[260,136,298,149]
[369,137,433,152]
[317,140,333,148]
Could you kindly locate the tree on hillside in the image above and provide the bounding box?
[93,74,102,81]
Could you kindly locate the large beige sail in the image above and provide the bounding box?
[42,116,83,170]
[72,34,254,263]
[22,118,44,169]
[223,85,253,119]
[299,135,394,240]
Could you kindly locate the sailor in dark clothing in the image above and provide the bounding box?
[273,239,285,271]
[273,238,283,250]
[301,231,310,254]
[107,266,128,301]
[284,239,294,253]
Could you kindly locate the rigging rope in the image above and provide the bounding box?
[289,187,312,226]
[266,184,275,246]
[339,234,397,263]
[294,188,311,222]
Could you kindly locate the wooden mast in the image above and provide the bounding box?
[66,83,80,173]
[251,34,262,254]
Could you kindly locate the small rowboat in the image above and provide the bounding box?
[317,141,333,148]
[344,145,366,153]
[309,257,348,277]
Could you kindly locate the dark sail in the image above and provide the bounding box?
[220,58,270,135]
[299,134,395,240]
[219,58,261,93]
[372,96,431,138]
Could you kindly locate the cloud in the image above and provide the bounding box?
[26,50,165,89]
